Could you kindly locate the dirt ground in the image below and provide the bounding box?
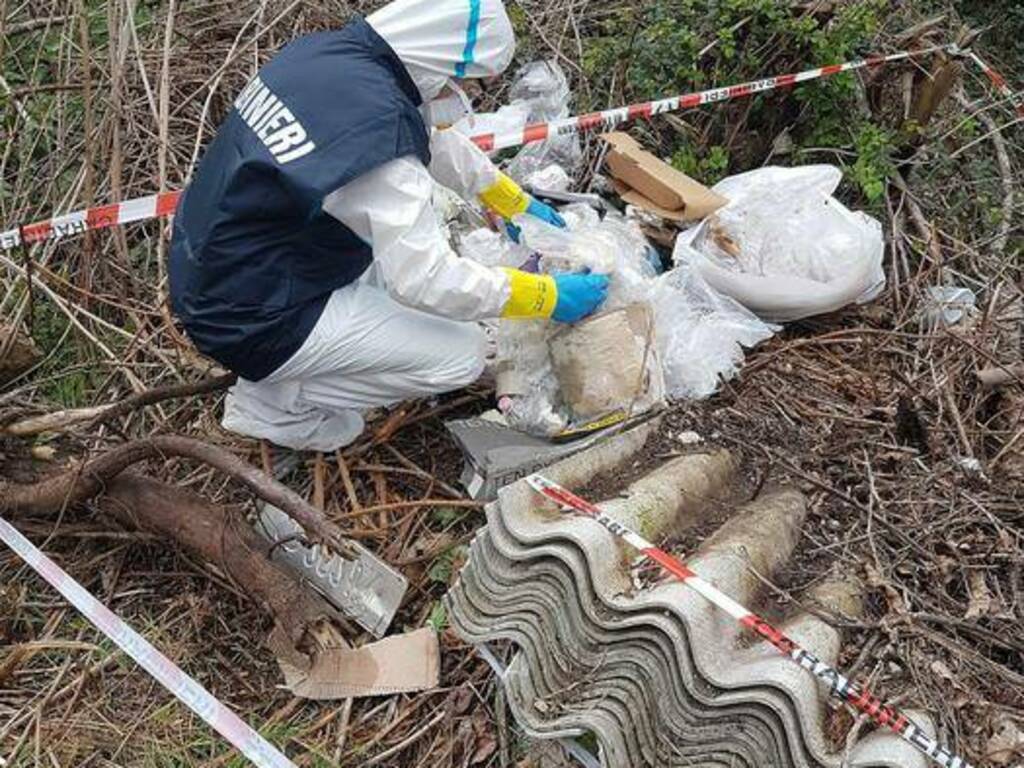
[3,307,1023,766]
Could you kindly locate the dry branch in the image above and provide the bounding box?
[4,407,110,437]
[3,374,234,437]
[978,364,1024,389]
[5,16,69,35]
[97,473,334,640]
[86,372,236,428]
[0,435,345,551]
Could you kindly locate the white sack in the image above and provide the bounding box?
[674,165,886,322]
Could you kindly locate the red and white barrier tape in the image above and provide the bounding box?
[0,516,296,768]
[472,45,949,152]
[967,50,1024,117]
[0,191,180,252]
[0,45,1019,253]
[525,475,974,768]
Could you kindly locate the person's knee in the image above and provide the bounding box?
[426,322,487,391]
[446,323,488,387]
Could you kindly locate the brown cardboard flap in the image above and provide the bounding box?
[613,181,689,223]
[603,132,728,222]
[271,626,440,700]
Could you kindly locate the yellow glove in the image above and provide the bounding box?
[479,173,531,220]
[501,268,557,320]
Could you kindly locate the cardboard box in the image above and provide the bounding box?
[602,132,728,223]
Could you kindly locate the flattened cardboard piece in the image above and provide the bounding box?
[603,132,728,222]
[271,626,440,700]
[613,180,689,224]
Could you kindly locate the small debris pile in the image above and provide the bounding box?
[450,66,888,441]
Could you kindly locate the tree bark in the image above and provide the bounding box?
[97,473,335,642]
[0,435,347,553]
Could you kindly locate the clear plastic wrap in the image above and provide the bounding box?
[651,263,778,400]
[455,226,531,269]
[494,321,566,436]
[919,286,978,330]
[458,205,776,435]
[505,61,583,183]
[515,205,657,310]
[509,60,572,117]
[675,165,886,322]
[459,209,662,436]
[430,181,467,233]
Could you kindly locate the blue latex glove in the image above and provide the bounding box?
[552,273,610,324]
[506,221,523,243]
[526,197,567,228]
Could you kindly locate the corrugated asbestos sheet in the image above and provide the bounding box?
[447,422,936,767]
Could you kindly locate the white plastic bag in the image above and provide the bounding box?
[651,263,777,400]
[919,286,977,330]
[505,61,583,182]
[466,208,662,437]
[522,163,573,193]
[509,60,572,117]
[674,165,886,322]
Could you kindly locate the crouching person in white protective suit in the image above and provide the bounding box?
[168,0,609,452]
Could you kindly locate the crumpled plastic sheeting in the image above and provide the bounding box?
[458,207,660,437]
[451,59,580,189]
[919,285,978,330]
[510,206,659,437]
[515,205,659,310]
[523,163,573,193]
[456,226,531,269]
[651,264,777,400]
[675,165,886,322]
[457,210,777,435]
[505,61,583,185]
[496,322,565,436]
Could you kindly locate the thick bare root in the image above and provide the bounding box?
[98,473,335,640]
[0,435,346,552]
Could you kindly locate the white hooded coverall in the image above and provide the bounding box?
[222,0,517,451]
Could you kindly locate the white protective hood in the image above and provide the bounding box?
[368,0,516,102]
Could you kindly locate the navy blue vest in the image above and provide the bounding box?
[169,18,431,381]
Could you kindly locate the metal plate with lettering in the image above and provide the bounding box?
[255,503,407,638]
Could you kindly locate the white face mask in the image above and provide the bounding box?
[420,79,476,128]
